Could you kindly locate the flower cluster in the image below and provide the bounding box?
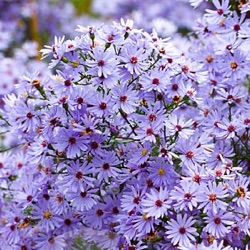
[0,1,250,249]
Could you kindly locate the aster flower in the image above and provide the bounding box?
[89,150,121,183]
[166,214,198,247]
[141,187,171,219]
[204,209,234,238]
[164,114,194,139]
[140,69,170,93]
[120,43,149,75]
[147,158,178,188]
[197,182,228,213]
[110,83,138,114]
[65,184,99,212]
[170,179,199,211]
[34,233,67,250]
[53,128,88,158]
[87,46,116,78]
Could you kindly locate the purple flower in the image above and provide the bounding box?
[87,47,116,78]
[197,182,228,213]
[141,187,171,219]
[204,209,234,238]
[165,214,198,247]
[53,128,88,158]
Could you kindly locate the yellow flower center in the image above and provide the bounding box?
[158,167,165,176]
[141,148,148,156]
[43,210,52,219]
[236,186,245,197]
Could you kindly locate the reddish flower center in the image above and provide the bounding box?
[182,65,189,72]
[77,97,84,104]
[234,24,240,31]
[155,199,162,207]
[68,137,76,144]
[64,79,71,86]
[217,9,223,15]
[148,113,157,121]
[172,83,178,91]
[192,174,201,183]
[179,227,186,234]
[99,102,107,110]
[91,141,99,149]
[103,163,110,170]
[215,170,222,177]
[108,35,114,41]
[208,193,217,202]
[176,124,182,131]
[10,225,15,231]
[186,151,194,159]
[146,128,153,135]
[75,171,83,180]
[120,95,127,102]
[152,78,160,85]
[26,112,33,119]
[112,207,119,214]
[133,196,140,204]
[214,217,221,224]
[26,195,33,202]
[98,60,105,66]
[130,56,138,64]
[184,193,192,199]
[227,125,235,132]
[230,61,238,70]
[96,209,104,217]
[80,191,87,197]
[64,218,72,225]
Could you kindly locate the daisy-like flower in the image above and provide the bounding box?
[165,214,198,247]
[197,182,228,213]
[170,179,199,211]
[90,151,121,182]
[140,69,170,93]
[141,187,171,219]
[53,128,89,158]
[120,44,149,75]
[87,46,116,78]
[164,114,194,139]
[35,233,67,250]
[148,158,178,188]
[110,83,138,114]
[204,209,234,238]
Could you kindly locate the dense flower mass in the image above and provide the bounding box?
[0,0,250,249]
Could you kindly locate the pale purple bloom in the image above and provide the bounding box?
[204,209,234,238]
[141,187,171,219]
[166,214,198,247]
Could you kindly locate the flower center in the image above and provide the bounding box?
[68,137,76,144]
[214,217,221,224]
[179,227,186,234]
[141,148,148,156]
[98,60,105,66]
[103,163,110,170]
[186,151,194,159]
[96,209,104,217]
[130,56,138,64]
[208,193,217,202]
[43,210,52,219]
[230,61,238,70]
[158,167,165,176]
[75,171,83,180]
[99,102,107,110]
[155,199,162,207]
[120,95,127,102]
[236,186,245,197]
[152,78,160,85]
